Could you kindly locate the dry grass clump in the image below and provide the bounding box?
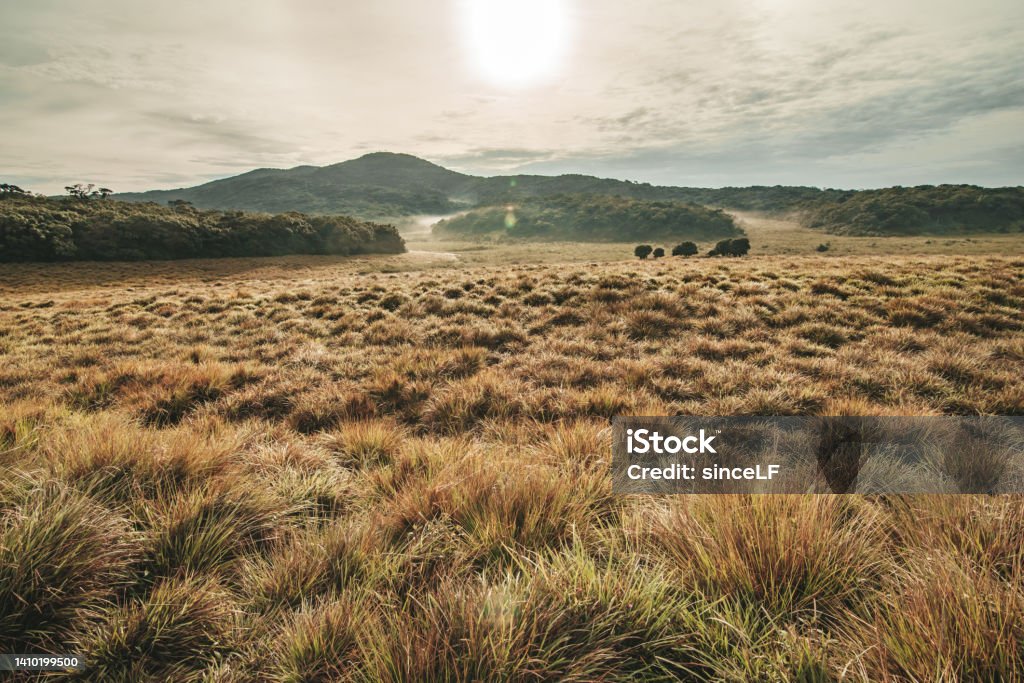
[268,596,367,683]
[0,252,1021,678]
[322,418,408,469]
[140,478,291,581]
[80,574,235,682]
[0,477,141,652]
[872,551,1024,681]
[647,496,887,621]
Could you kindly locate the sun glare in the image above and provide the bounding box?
[460,0,570,88]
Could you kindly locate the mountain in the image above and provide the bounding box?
[116,153,473,219]
[116,152,837,220]
[115,153,1024,235]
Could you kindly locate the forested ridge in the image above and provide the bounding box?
[433,194,743,242]
[797,184,1024,235]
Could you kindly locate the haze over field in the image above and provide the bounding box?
[1,0,1023,194]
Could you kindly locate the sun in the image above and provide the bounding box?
[460,0,570,88]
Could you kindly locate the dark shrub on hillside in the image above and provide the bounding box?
[634,245,653,260]
[671,241,698,257]
[709,238,750,257]
[0,195,405,262]
[731,237,751,255]
[652,247,665,258]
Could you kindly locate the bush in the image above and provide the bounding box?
[652,247,665,258]
[708,238,750,257]
[816,242,831,252]
[635,244,653,260]
[671,241,698,257]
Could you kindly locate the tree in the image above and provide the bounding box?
[672,241,698,257]
[64,183,112,200]
[65,183,96,200]
[652,247,665,258]
[634,244,653,260]
[0,183,28,197]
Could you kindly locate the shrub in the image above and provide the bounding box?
[672,241,699,257]
[652,247,665,258]
[708,237,751,256]
[634,244,653,260]
[730,237,751,256]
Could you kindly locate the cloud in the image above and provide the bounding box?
[1,0,1022,193]
[438,147,562,170]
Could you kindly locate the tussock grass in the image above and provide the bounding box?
[80,574,235,681]
[0,252,1021,677]
[269,596,367,683]
[140,479,291,580]
[323,418,408,469]
[0,476,141,651]
[648,496,887,621]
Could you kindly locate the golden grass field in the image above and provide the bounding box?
[1,224,1023,680]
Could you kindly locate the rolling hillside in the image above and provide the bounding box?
[116,153,837,220]
[115,153,1024,235]
[116,153,471,218]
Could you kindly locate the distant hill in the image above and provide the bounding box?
[114,152,1024,235]
[116,152,840,220]
[0,194,404,262]
[116,153,472,219]
[799,185,1024,236]
[434,194,743,242]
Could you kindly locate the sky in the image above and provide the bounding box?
[1,0,1023,194]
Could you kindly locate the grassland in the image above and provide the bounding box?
[1,231,1022,680]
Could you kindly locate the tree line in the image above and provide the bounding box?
[0,187,405,262]
[799,185,1024,235]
